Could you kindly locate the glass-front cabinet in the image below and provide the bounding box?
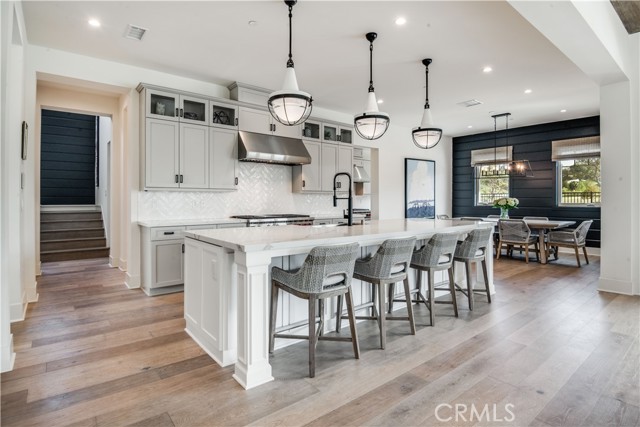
[210,100,238,129]
[339,127,353,144]
[145,89,208,125]
[302,121,321,140]
[322,124,338,142]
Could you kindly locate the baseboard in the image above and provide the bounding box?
[119,258,127,271]
[27,281,39,303]
[36,261,42,276]
[10,301,27,323]
[555,247,600,256]
[125,273,141,289]
[109,255,117,268]
[1,334,16,373]
[598,277,634,295]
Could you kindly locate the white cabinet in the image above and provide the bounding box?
[321,123,353,144]
[145,119,180,188]
[210,100,238,129]
[180,123,209,189]
[292,140,321,192]
[238,107,301,138]
[145,88,209,126]
[209,128,238,190]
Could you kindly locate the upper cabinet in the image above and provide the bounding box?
[145,88,209,126]
[210,100,238,129]
[238,107,301,138]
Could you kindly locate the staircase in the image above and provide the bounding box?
[40,209,110,262]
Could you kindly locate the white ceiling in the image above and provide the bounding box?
[22,0,600,137]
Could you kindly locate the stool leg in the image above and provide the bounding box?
[448,267,458,317]
[574,247,581,267]
[387,283,395,314]
[403,277,416,334]
[335,295,343,333]
[371,284,377,318]
[481,259,491,304]
[428,269,435,326]
[465,261,474,311]
[583,246,589,264]
[269,282,278,354]
[319,299,325,337]
[308,296,317,378]
[345,289,360,359]
[378,283,386,349]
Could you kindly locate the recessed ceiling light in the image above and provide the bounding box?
[524,89,532,94]
[483,66,492,73]
[248,20,257,26]
[395,17,407,26]
[560,109,567,113]
[467,125,473,129]
[88,18,101,28]
[377,99,384,104]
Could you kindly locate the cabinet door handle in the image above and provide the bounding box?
[235,118,238,126]
[180,175,184,183]
[164,231,175,235]
[175,108,179,117]
[302,180,306,188]
[175,174,179,183]
[182,244,185,253]
[234,177,238,185]
[338,134,341,141]
[180,108,184,118]
[337,182,341,189]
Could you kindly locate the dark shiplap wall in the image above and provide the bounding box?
[452,116,601,247]
[41,110,97,205]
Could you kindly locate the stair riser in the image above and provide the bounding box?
[41,212,102,221]
[41,238,107,251]
[41,220,103,231]
[41,229,105,240]
[41,248,110,263]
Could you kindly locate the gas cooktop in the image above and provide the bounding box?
[230,214,311,220]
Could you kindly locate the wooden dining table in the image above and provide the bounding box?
[481,218,576,264]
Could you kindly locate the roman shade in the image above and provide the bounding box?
[470,146,513,166]
[551,136,600,161]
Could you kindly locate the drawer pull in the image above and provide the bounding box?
[163,231,175,235]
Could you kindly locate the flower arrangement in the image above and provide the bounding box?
[493,197,519,218]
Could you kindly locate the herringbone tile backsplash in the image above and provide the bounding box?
[138,162,370,220]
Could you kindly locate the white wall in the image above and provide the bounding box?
[97,116,111,244]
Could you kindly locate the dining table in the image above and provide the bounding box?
[481,217,576,264]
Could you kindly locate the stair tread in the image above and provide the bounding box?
[41,247,110,255]
[40,237,105,243]
[41,219,102,223]
[41,227,104,232]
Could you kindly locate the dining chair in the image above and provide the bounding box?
[546,220,593,267]
[496,219,540,263]
[270,242,360,378]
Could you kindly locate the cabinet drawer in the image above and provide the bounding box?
[151,227,186,241]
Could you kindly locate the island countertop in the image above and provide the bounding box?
[184,218,489,254]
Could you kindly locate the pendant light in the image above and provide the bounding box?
[267,0,312,126]
[412,58,442,149]
[354,32,390,140]
[475,113,533,178]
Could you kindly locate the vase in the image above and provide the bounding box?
[500,207,510,219]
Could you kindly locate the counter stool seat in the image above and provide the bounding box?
[270,243,360,378]
[336,237,417,349]
[453,228,493,311]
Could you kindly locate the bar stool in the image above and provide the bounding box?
[453,227,492,311]
[269,242,360,378]
[408,233,459,326]
[336,237,417,350]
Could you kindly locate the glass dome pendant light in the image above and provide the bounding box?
[412,58,442,149]
[267,0,313,126]
[354,32,390,140]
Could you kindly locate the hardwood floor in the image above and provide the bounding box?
[2,256,638,426]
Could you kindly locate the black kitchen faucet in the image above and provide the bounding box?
[333,172,353,226]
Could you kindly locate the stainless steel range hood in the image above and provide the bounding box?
[238,131,311,165]
[353,164,370,183]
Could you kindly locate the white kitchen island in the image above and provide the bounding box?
[183,219,493,389]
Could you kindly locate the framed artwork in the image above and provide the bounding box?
[21,121,28,160]
[405,158,436,218]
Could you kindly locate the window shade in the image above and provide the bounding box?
[470,146,512,166]
[552,136,600,161]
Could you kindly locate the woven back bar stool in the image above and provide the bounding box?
[336,237,417,350]
[408,233,460,326]
[453,227,492,311]
[269,242,360,378]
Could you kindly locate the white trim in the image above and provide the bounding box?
[40,205,101,212]
[125,272,140,289]
[36,261,42,276]
[27,280,38,303]
[119,258,127,271]
[10,300,27,323]
[1,334,16,373]
[598,277,634,295]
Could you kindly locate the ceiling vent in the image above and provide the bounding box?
[125,24,147,41]
[457,99,483,108]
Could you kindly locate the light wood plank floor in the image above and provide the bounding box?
[2,255,638,426]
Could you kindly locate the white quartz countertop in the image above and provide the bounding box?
[137,218,247,227]
[184,219,490,254]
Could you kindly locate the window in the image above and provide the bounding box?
[552,137,600,206]
[471,147,511,206]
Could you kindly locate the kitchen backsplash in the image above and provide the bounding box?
[138,162,371,220]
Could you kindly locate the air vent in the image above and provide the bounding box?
[457,99,483,108]
[125,24,147,41]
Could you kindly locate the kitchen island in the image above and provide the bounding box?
[183,219,493,389]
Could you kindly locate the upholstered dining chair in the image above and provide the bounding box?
[270,242,360,378]
[546,220,593,267]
